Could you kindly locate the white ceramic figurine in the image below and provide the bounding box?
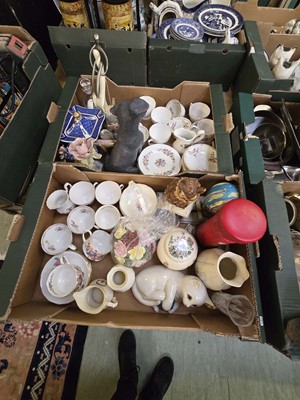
[131,265,214,313]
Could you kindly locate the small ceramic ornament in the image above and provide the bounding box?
[104,98,149,173]
[272,56,300,80]
[269,44,296,68]
[164,177,206,209]
[132,265,214,313]
[202,182,239,216]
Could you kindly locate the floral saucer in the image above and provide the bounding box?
[40,251,92,305]
[182,143,217,172]
[138,144,181,176]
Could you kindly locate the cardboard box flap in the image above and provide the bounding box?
[48,26,147,86]
[0,65,61,205]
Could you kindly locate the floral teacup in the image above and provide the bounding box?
[82,230,113,262]
[41,223,76,255]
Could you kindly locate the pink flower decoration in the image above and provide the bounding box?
[114,241,128,257]
[69,138,95,160]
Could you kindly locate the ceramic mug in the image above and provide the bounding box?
[95,181,124,205]
[46,262,84,298]
[148,122,172,144]
[41,223,76,255]
[94,205,121,231]
[67,206,95,234]
[73,279,118,314]
[107,264,136,292]
[64,181,97,206]
[189,102,211,122]
[82,229,113,262]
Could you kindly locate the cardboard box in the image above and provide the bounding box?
[0,26,61,208]
[231,91,300,185]
[48,26,148,86]
[232,5,300,96]
[247,179,300,360]
[39,76,235,176]
[0,162,264,343]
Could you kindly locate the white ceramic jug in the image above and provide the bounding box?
[73,279,118,314]
[195,249,249,291]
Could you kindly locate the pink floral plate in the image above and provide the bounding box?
[138,144,181,176]
[40,251,92,305]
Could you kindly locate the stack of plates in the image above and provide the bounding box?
[193,4,243,37]
[169,17,204,41]
[157,18,174,39]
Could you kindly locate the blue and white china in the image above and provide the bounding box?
[61,105,105,143]
[202,182,239,216]
[170,17,204,41]
[194,4,243,37]
[158,18,174,39]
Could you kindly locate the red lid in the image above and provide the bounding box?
[219,198,267,243]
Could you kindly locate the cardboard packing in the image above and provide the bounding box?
[0,162,263,343]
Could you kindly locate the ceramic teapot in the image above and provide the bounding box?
[73,279,118,314]
[195,248,249,291]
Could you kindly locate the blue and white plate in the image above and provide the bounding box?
[158,18,174,39]
[194,5,243,37]
[170,18,204,41]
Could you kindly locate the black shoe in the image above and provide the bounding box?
[138,356,174,400]
[118,329,139,386]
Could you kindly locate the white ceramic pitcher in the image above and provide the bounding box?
[195,249,249,291]
[73,279,118,314]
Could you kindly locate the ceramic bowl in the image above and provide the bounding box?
[151,106,172,124]
[157,227,198,270]
[189,102,210,122]
[67,206,96,234]
[166,99,186,118]
[182,143,218,172]
[95,205,121,231]
[119,181,158,219]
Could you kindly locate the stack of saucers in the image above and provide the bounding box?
[169,17,204,41]
[157,18,174,39]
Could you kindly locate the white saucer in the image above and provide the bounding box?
[40,251,92,305]
[182,143,218,172]
[138,144,181,176]
[119,182,158,218]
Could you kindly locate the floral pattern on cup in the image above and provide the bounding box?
[111,220,156,268]
[84,241,106,262]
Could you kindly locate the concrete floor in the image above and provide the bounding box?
[76,327,300,400]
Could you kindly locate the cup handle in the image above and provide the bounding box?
[64,182,72,193]
[60,255,70,265]
[68,243,77,251]
[82,230,92,242]
[119,184,125,190]
[148,139,154,145]
[107,297,118,308]
[94,182,99,188]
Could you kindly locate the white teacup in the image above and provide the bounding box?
[148,122,172,144]
[82,230,113,262]
[191,118,215,142]
[67,206,95,234]
[73,279,118,314]
[95,205,121,231]
[57,198,76,214]
[95,181,124,205]
[138,123,150,143]
[64,181,97,206]
[41,223,76,255]
[46,263,84,298]
[46,190,69,210]
[107,264,136,292]
[189,102,211,122]
[151,106,172,124]
[166,99,185,118]
[140,95,156,120]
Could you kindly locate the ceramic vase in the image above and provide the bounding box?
[195,249,249,290]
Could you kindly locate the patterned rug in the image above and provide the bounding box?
[0,320,88,400]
